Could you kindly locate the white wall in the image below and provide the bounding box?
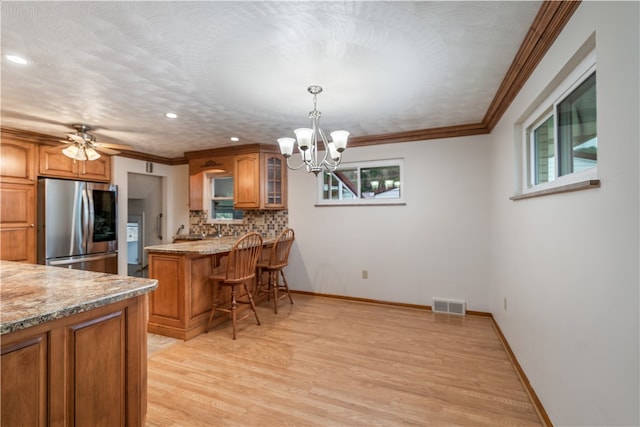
[112,157,189,275]
[287,136,492,311]
[488,2,639,426]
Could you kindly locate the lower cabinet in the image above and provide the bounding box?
[1,295,148,426]
[147,251,262,340]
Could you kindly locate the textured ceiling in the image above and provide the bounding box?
[1,1,541,159]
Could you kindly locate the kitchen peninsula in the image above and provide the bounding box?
[145,235,275,340]
[0,261,157,426]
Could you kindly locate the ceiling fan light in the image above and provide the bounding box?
[85,147,101,161]
[62,145,79,159]
[75,147,88,161]
[330,130,349,152]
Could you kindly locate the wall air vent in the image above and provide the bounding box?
[432,298,466,315]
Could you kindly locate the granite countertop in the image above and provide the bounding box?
[146,235,275,255]
[0,261,158,335]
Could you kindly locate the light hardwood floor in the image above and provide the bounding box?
[145,294,543,426]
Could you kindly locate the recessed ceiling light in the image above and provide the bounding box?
[5,54,28,65]
[165,112,177,119]
[230,137,239,142]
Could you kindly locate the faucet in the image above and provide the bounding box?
[213,224,221,238]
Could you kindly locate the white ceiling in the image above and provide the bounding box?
[1,1,541,159]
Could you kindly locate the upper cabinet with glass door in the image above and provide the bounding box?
[234,151,287,210]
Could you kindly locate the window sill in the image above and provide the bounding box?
[314,202,407,207]
[510,179,600,201]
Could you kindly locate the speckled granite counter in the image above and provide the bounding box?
[0,260,158,335]
[145,235,275,255]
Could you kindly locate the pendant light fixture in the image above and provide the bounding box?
[277,85,349,175]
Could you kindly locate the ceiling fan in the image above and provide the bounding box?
[62,124,133,161]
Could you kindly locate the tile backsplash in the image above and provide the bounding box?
[187,210,288,238]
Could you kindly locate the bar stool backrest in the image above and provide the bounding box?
[224,232,263,282]
[267,228,295,270]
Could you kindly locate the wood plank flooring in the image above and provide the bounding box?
[145,294,543,426]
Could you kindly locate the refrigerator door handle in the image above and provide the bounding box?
[85,186,94,247]
[48,252,118,266]
[81,185,90,250]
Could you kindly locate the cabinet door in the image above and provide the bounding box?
[0,139,36,184]
[234,153,260,209]
[79,155,111,182]
[262,153,287,209]
[189,172,204,210]
[68,311,126,426]
[39,145,111,182]
[0,183,36,263]
[38,145,78,179]
[1,334,48,427]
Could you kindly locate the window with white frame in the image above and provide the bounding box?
[316,159,405,205]
[523,50,597,192]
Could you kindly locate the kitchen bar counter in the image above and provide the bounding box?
[145,235,275,254]
[145,234,274,340]
[0,260,157,334]
[0,261,157,426]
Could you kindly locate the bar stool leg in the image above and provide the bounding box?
[281,270,294,305]
[206,282,220,333]
[272,270,279,314]
[230,285,237,340]
[244,283,261,325]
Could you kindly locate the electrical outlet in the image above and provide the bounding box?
[504,297,507,312]
[362,270,368,279]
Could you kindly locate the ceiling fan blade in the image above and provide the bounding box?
[93,146,121,155]
[67,134,85,144]
[94,142,133,150]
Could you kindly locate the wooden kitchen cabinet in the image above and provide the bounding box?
[1,295,148,426]
[234,152,287,210]
[186,145,287,211]
[0,138,36,184]
[0,183,36,263]
[38,144,111,182]
[0,138,36,263]
[188,156,234,210]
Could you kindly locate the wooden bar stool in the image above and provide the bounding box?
[206,232,263,339]
[255,228,294,314]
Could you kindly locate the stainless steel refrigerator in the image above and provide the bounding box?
[37,178,118,273]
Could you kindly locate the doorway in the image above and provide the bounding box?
[127,173,163,277]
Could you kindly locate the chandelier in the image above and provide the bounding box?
[277,85,349,175]
[62,125,101,161]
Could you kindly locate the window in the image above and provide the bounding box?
[317,159,405,205]
[208,176,243,222]
[523,50,597,192]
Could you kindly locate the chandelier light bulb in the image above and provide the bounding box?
[277,137,295,158]
[293,128,313,151]
[327,142,341,161]
[330,130,350,152]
